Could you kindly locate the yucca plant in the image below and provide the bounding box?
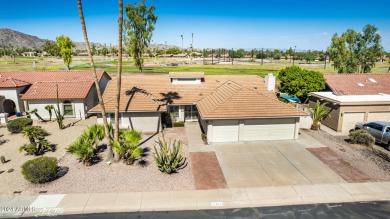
[153,133,186,174]
[44,105,54,121]
[66,135,94,166]
[310,100,331,130]
[20,126,52,155]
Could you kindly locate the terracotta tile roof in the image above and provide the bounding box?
[169,72,204,78]
[89,83,166,112]
[0,70,110,100]
[21,81,95,100]
[197,81,307,119]
[0,77,31,88]
[324,74,390,95]
[0,70,108,85]
[93,74,278,114]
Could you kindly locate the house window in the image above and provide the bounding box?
[178,78,196,81]
[63,100,74,116]
[170,106,179,118]
[107,113,123,127]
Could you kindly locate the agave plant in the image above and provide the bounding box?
[310,100,331,130]
[153,133,186,174]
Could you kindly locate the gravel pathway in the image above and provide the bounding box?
[302,129,390,181]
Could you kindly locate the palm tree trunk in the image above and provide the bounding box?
[113,0,123,162]
[76,0,113,161]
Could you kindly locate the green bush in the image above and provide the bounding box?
[7,118,33,133]
[153,133,186,174]
[173,121,185,127]
[349,129,375,146]
[21,157,58,183]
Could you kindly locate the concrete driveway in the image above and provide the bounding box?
[214,141,346,188]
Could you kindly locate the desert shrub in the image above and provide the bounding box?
[349,129,375,146]
[201,133,207,143]
[7,118,33,133]
[21,157,58,183]
[0,155,5,163]
[66,135,95,166]
[173,121,185,127]
[153,133,186,174]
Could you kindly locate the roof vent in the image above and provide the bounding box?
[357,83,364,87]
[368,78,377,83]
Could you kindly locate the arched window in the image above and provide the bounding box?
[63,100,74,116]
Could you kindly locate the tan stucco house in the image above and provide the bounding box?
[308,74,390,133]
[90,72,307,143]
[0,70,111,120]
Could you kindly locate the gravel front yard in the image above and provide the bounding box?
[302,129,390,181]
[0,117,194,195]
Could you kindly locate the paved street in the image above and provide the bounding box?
[21,201,390,219]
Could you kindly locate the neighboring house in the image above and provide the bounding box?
[90,72,307,143]
[0,70,111,120]
[308,74,390,133]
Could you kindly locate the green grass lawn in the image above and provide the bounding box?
[1,56,389,78]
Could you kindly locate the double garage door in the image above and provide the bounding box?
[211,118,296,143]
[342,111,390,133]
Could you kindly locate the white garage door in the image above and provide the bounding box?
[367,112,390,122]
[243,118,296,141]
[342,112,365,133]
[212,120,239,143]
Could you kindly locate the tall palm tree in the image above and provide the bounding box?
[113,0,123,162]
[76,0,113,161]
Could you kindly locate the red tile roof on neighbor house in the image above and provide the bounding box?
[21,81,95,100]
[324,74,390,95]
[0,77,31,88]
[0,70,110,100]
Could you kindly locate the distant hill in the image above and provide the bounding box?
[0,28,45,49]
[0,28,178,51]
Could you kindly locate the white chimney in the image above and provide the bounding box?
[264,73,276,92]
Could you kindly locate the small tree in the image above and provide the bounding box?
[310,100,331,130]
[44,105,54,121]
[278,66,326,101]
[124,0,158,72]
[56,35,75,70]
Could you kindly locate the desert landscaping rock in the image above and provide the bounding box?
[0,116,194,195]
[303,129,390,181]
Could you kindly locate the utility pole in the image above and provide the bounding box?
[165,41,167,54]
[181,35,183,53]
[232,48,234,65]
[324,51,327,69]
[211,49,214,65]
[293,46,296,66]
[261,48,264,65]
[191,33,193,64]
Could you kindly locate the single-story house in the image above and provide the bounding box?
[90,72,307,143]
[308,74,390,133]
[0,70,111,120]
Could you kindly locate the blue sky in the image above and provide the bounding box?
[1,0,389,51]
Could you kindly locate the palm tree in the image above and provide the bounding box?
[114,0,124,162]
[77,0,113,161]
[112,130,143,165]
[310,100,331,130]
[44,105,54,121]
